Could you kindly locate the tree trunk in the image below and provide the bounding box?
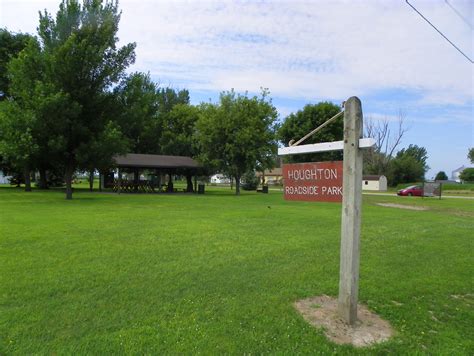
[24,166,31,192]
[235,175,241,195]
[230,177,233,190]
[65,164,74,200]
[89,170,94,191]
[167,173,173,192]
[38,168,48,189]
[186,174,194,192]
[98,171,103,192]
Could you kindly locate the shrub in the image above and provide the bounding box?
[459,168,474,183]
[242,171,259,190]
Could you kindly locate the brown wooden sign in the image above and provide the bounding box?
[283,161,343,202]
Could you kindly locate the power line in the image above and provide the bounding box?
[445,0,473,30]
[405,0,473,63]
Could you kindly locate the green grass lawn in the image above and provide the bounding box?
[1,186,473,354]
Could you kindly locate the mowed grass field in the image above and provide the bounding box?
[1,186,473,354]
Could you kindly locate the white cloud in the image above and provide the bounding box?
[112,0,473,107]
[1,0,473,107]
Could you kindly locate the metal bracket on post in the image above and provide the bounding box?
[338,96,363,325]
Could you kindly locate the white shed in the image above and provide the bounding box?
[362,175,387,191]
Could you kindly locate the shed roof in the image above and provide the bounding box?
[114,153,200,169]
[363,175,385,181]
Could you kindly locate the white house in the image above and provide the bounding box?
[362,175,387,191]
[451,166,471,183]
[210,174,230,184]
[0,170,11,184]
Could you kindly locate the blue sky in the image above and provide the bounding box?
[1,0,472,178]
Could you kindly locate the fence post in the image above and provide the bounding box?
[338,96,363,325]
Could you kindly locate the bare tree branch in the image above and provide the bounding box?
[364,110,408,174]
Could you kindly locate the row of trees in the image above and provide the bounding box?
[0,0,279,199]
[0,0,432,199]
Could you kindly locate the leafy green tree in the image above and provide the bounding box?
[386,144,429,186]
[0,29,32,101]
[435,171,448,181]
[241,170,259,190]
[161,103,200,191]
[157,88,190,115]
[468,148,474,164]
[0,101,38,191]
[387,155,425,186]
[459,168,474,183]
[277,102,343,163]
[17,0,136,199]
[396,144,429,173]
[114,72,159,154]
[0,29,38,189]
[197,89,278,195]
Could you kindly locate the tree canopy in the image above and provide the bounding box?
[459,168,474,183]
[2,0,136,199]
[0,29,33,101]
[387,144,429,186]
[197,89,278,195]
[434,171,448,181]
[277,102,343,163]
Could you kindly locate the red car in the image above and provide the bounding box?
[397,185,423,196]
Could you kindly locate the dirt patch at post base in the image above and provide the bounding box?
[295,295,394,347]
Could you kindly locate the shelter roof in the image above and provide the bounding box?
[114,154,200,169]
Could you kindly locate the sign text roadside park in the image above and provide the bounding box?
[283,161,343,202]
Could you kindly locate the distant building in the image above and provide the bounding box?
[362,175,387,191]
[0,170,11,184]
[256,168,282,185]
[210,174,230,184]
[452,166,465,183]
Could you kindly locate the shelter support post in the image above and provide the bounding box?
[134,168,139,193]
[338,96,363,325]
[118,168,122,194]
[99,172,104,191]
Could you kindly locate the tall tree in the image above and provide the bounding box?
[0,29,37,189]
[197,89,278,195]
[0,37,48,191]
[161,103,200,191]
[23,0,136,199]
[0,101,38,191]
[468,148,474,164]
[0,29,32,101]
[387,144,429,186]
[396,144,429,173]
[277,102,343,163]
[363,110,408,175]
[114,72,159,154]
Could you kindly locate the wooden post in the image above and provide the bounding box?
[338,96,363,325]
